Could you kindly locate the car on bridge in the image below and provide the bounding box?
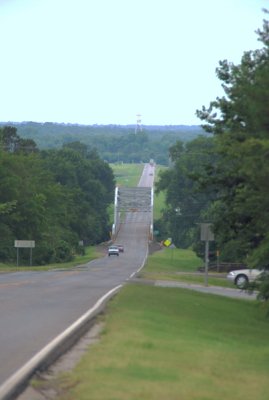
[108,245,120,256]
[115,244,124,253]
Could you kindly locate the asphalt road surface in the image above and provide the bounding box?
[0,163,154,386]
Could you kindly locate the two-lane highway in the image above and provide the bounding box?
[0,163,154,387]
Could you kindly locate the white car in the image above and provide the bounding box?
[227,268,261,288]
[108,245,119,256]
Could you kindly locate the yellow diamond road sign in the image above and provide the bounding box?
[163,238,172,247]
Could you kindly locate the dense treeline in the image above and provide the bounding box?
[0,122,205,165]
[0,127,115,265]
[156,136,217,256]
[156,15,269,300]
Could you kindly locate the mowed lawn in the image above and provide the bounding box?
[53,284,269,400]
[141,247,235,288]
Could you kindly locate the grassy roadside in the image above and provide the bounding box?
[141,246,235,288]
[0,246,102,273]
[153,164,167,220]
[30,247,269,400]
[110,163,144,187]
[50,284,268,400]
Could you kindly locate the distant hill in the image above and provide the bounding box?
[0,122,208,164]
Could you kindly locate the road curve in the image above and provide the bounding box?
[0,163,154,390]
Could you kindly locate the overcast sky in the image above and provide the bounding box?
[0,0,267,126]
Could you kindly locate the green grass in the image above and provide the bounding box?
[53,285,269,400]
[110,163,144,187]
[145,247,203,273]
[157,272,235,288]
[153,189,165,220]
[141,247,235,288]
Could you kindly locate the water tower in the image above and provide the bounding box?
[135,113,142,134]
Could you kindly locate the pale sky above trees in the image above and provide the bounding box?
[0,0,267,125]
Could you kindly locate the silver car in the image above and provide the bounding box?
[227,268,261,288]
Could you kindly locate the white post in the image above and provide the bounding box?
[150,187,154,239]
[113,187,119,239]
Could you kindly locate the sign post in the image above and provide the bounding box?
[14,240,35,267]
[216,249,220,272]
[200,224,214,286]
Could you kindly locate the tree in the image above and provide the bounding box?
[41,144,115,246]
[156,137,216,249]
[0,130,115,264]
[0,126,38,154]
[195,14,269,265]
[194,13,269,303]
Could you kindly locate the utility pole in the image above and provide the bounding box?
[200,223,214,286]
